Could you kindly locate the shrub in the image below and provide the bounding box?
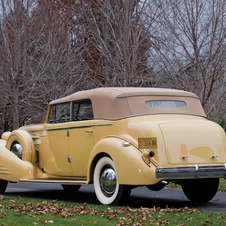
[208,112,226,131]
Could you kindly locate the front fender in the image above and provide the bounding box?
[5,130,35,163]
[87,137,158,185]
[0,139,34,182]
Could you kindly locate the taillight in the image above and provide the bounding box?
[148,150,155,157]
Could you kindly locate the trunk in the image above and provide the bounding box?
[12,84,19,130]
[159,121,226,165]
[12,107,19,130]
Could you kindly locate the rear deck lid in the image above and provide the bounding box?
[159,121,226,165]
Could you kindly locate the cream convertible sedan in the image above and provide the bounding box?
[0,87,226,205]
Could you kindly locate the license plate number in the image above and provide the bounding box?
[138,137,157,149]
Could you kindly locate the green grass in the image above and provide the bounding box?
[166,182,182,190]
[1,179,225,225]
[0,196,226,225]
[218,179,226,192]
[1,179,226,225]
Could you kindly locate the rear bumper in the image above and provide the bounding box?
[156,164,226,179]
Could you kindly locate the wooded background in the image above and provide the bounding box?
[1,0,226,131]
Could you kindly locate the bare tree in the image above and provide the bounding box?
[0,0,40,129]
[2,0,226,130]
[33,0,87,102]
[0,0,87,130]
[149,0,226,115]
[58,0,155,87]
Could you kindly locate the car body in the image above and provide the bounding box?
[0,87,225,205]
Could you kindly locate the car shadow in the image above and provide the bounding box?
[4,184,226,212]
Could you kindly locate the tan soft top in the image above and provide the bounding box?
[50,87,206,119]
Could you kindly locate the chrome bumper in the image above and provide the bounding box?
[156,164,226,179]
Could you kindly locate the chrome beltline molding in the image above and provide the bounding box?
[156,164,226,179]
[26,123,113,133]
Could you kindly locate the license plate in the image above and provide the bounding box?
[138,137,157,149]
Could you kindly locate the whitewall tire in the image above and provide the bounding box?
[93,156,130,205]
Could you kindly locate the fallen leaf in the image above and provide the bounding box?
[71,218,78,221]
[108,215,116,220]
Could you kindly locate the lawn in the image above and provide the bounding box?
[0,179,226,225]
[0,195,226,226]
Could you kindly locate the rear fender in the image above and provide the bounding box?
[0,139,34,182]
[5,130,35,163]
[87,137,158,185]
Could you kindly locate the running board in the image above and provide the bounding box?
[19,179,87,185]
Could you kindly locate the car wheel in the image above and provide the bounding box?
[182,178,219,203]
[61,185,81,192]
[10,142,22,159]
[0,179,8,193]
[93,156,131,205]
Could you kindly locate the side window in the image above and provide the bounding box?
[73,103,79,120]
[73,100,93,121]
[48,105,56,123]
[48,103,71,123]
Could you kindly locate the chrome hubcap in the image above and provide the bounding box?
[100,167,117,196]
[11,143,22,159]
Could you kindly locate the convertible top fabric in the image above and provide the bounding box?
[50,87,206,119]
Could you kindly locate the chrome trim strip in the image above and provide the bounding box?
[71,123,113,128]
[26,123,113,133]
[0,168,9,171]
[67,125,92,130]
[38,123,113,132]
[19,179,87,184]
[0,172,12,175]
[104,113,207,121]
[25,130,44,132]
[142,156,151,168]
[156,165,226,179]
[45,127,69,132]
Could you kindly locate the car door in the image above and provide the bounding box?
[43,102,74,176]
[69,100,94,177]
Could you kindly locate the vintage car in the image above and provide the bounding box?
[0,87,225,205]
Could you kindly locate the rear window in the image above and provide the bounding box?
[145,101,186,108]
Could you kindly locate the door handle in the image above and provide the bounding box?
[85,130,93,133]
[67,129,69,137]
